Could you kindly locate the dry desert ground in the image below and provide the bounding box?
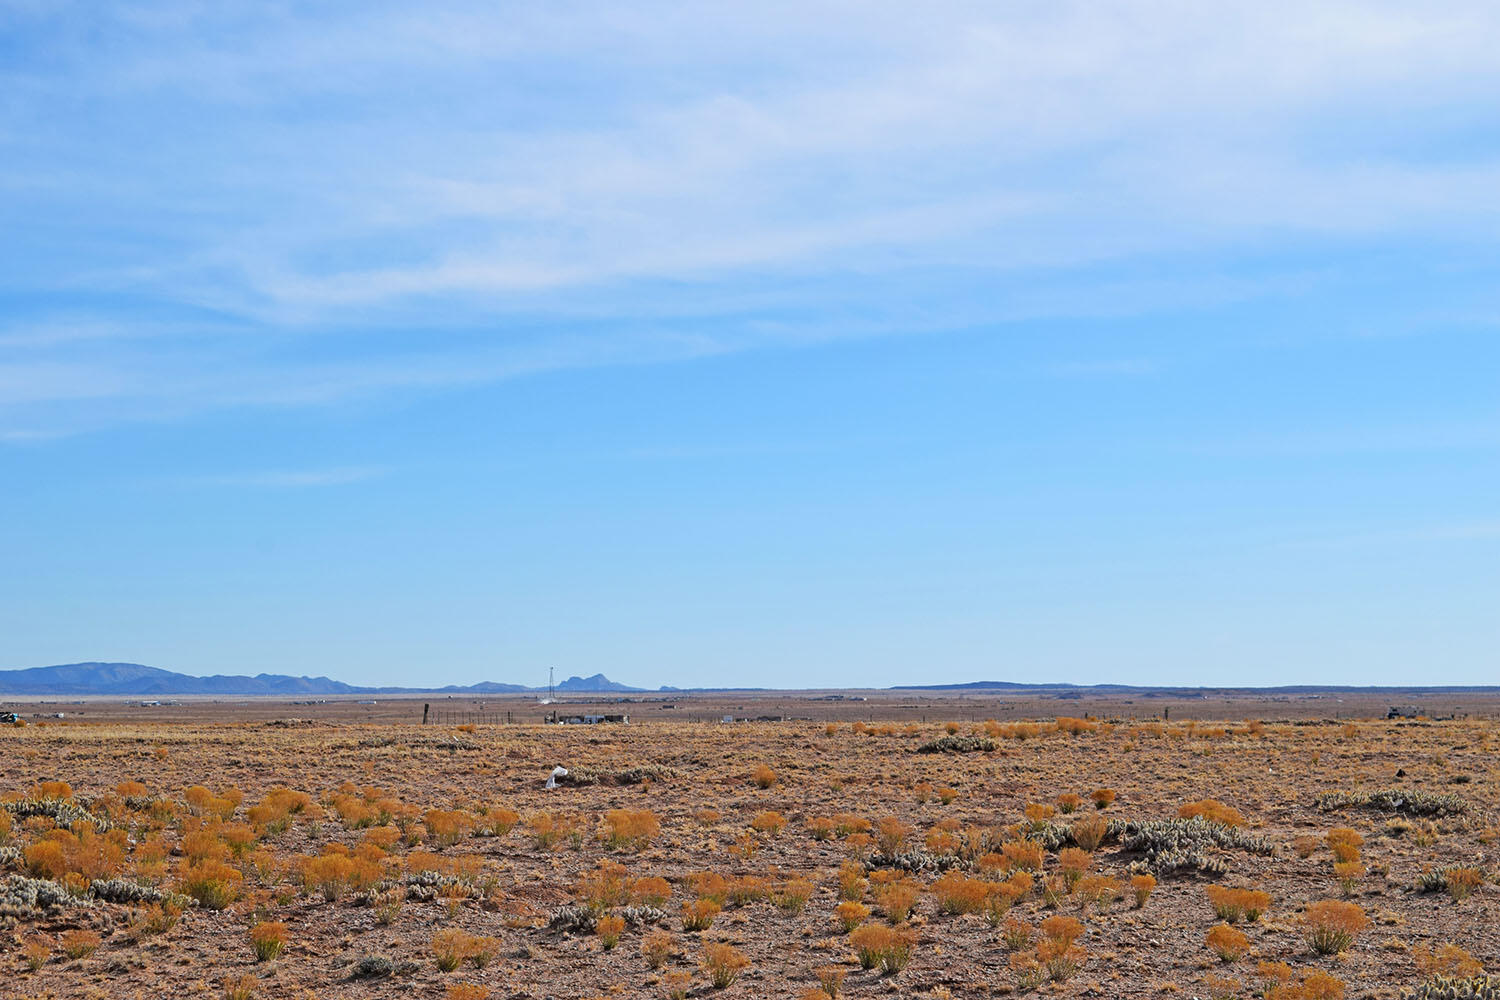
[2,695,1497,1000]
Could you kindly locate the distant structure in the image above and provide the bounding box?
[539,667,556,706]
[1387,705,1423,719]
[546,711,628,725]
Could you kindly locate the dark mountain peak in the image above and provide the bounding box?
[0,662,639,696]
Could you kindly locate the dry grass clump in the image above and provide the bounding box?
[60,928,100,959]
[1206,923,1250,962]
[751,765,777,789]
[1258,962,1346,999]
[602,809,660,850]
[1130,873,1156,908]
[446,986,491,1000]
[701,942,749,988]
[642,929,674,969]
[1070,814,1108,852]
[848,924,916,973]
[1299,900,1367,955]
[1205,885,1270,923]
[1411,942,1483,978]
[681,898,721,931]
[249,921,286,961]
[23,935,51,971]
[596,913,625,949]
[1178,799,1247,827]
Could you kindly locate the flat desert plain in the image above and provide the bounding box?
[2,694,1497,999]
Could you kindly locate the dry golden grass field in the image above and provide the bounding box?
[2,696,1497,1000]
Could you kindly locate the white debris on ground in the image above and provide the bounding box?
[545,766,568,789]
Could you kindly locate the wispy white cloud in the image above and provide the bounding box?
[4,1,1500,437]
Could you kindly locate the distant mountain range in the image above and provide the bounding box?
[3,663,1495,698]
[0,662,643,696]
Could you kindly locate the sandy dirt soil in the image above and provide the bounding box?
[1,698,1495,999]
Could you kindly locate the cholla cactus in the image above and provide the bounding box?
[89,878,191,907]
[917,735,997,754]
[2,799,112,832]
[0,874,96,920]
[1118,818,1272,877]
[1316,789,1468,817]
[1402,976,1500,999]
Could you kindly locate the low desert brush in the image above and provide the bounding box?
[1070,814,1108,852]
[446,986,490,1000]
[222,974,257,1000]
[179,858,242,909]
[836,899,870,931]
[751,765,777,789]
[1205,885,1270,923]
[848,925,916,973]
[249,921,286,961]
[661,970,693,1000]
[1058,847,1092,888]
[596,913,625,950]
[1412,942,1483,978]
[1300,900,1367,955]
[60,929,100,959]
[999,838,1045,872]
[642,930,674,969]
[751,810,787,837]
[681,898,721,931]
[701,942,749,988]
[602,809,660,851]
[432,928,473,971]
[874,879,919,923]
[838,861,867,900]
[773,877,814,913]
[631,875,672,907]
[875,816,912,854]
[818,965,847,997]
[1206,923,1250,962]
[1130,873,1156,908]
[1326,827,1363,863]
[22,936,51,971]
[579,860,631,910]
[1179,799,1246,827]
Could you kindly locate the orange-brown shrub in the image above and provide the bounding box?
[642,929,674,969]
[681,898,721,931]
[931,872,993,915]
[1070,814,1108,852]
[250,921,286,961]
[578,860,631,909]
[1179,799,1246,827]
[179,858,242,909]
[751,811,787,837]
[60,929,100,959]
[596,913,625,949]
[1206,923,1249,962]
[836,900,870,931]
[1300,900,1367,955]
[873,880,919,923]
[1326,827,1363,863]
[701,941,749,988]
[999,839,1044,872]
[874,816,911,854]
[751,765,777,789]
[1130,873,1156,908]
[848,925,916,973]
[603,809,660,850]
[631,875,672,907]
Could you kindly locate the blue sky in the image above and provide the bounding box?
[2,2,1497,688]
